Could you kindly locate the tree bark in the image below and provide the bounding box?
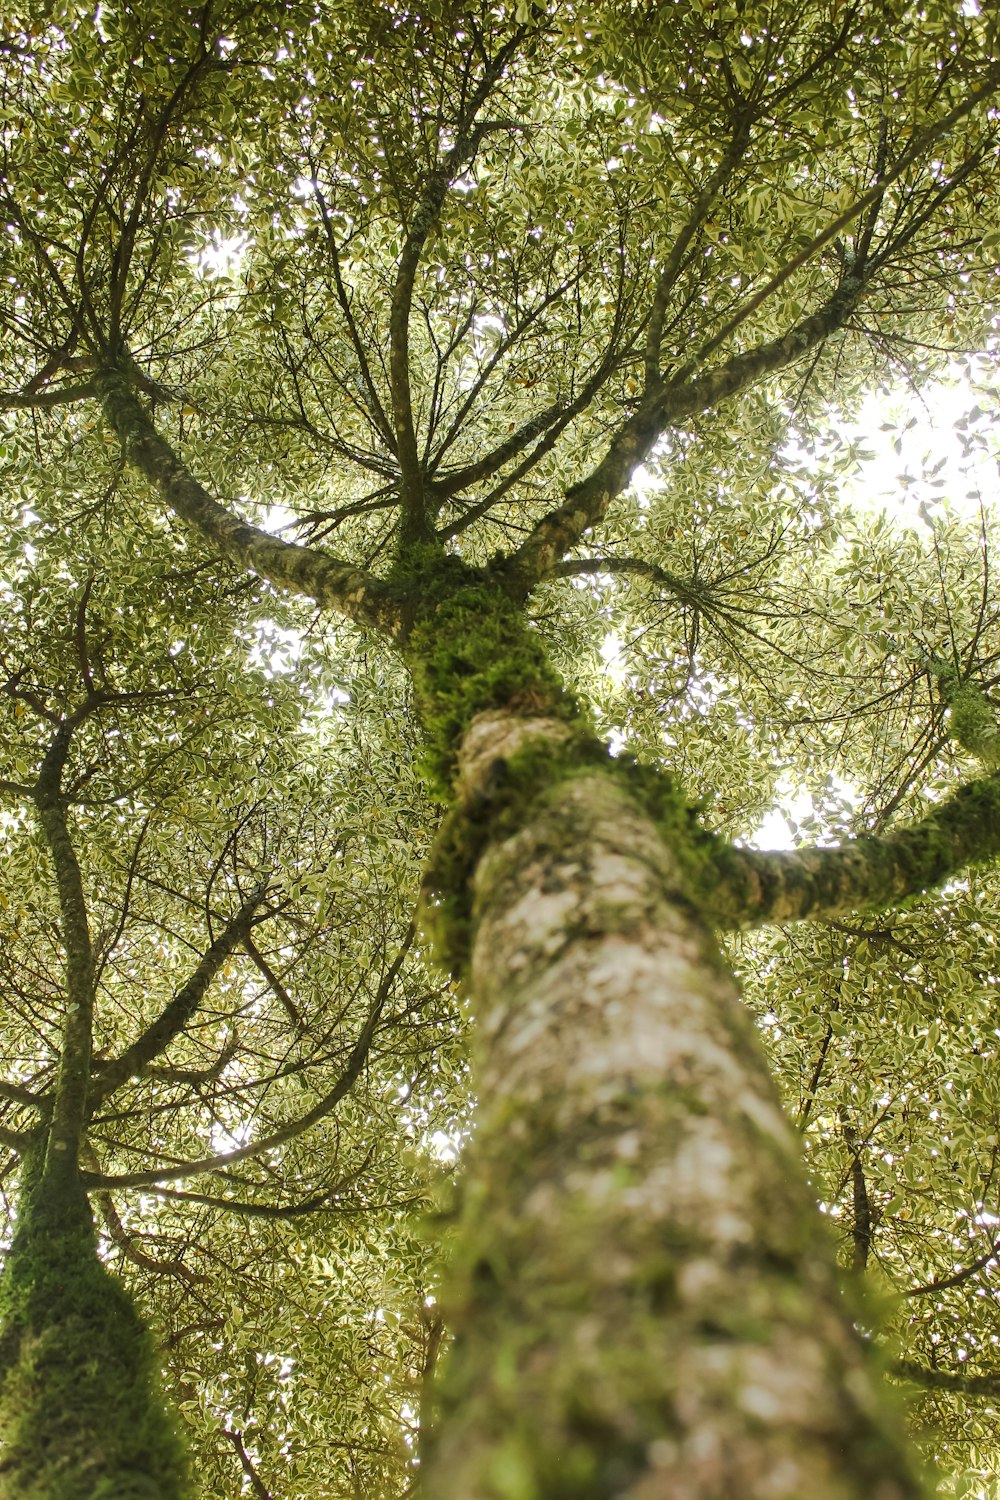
[708,776,1000,928]
[424,711,924,1500]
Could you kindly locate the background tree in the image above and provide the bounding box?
[0,508,459,1496]
[2,1,1000,1495]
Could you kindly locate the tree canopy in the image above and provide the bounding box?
[1,1,1000,1496]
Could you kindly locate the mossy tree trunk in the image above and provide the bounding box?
[409,575,927,1500]
[0,1144,190,1500]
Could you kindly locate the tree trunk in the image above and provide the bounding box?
[424,710,925,1500]
[0,1143,190,1500]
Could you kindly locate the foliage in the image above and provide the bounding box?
[0,0,999,1493]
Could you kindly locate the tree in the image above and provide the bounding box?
[2,1,1000,1495]
[0,512,455,1496]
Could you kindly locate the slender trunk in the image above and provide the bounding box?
[423,709,925,1499]
[34,727,95,1183]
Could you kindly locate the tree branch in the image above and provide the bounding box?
[0,1079,45,1109]
[223,1430,272,1500]
[644,119,753,385]
[428,275,583,481]
[0,779,35,801]
[892,1360,1000,1398]
[91,1167,210,1287]
[132,1151,394,1219]
[797,1017,834,1131]
[904,1236,1000,1299]
[547,555,702,607]
[309,174,396,449]
[33,724,94,1178]
[88,884,269,1111]
[83,924,414,1189]
[503,62,1000,595]
[389,44,525,540]
[433,333,632,535]
[96,369,402,635]
[709,773,1000,929]
[503,278,863,594]
[0,1121,34,1151]
[141,1035,239,1087]
[0,377,96,411]
[242,930,304,1028]
[839,1109,871,1271]
[680,63,1000,377]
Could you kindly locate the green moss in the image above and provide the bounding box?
[948,681,1000,767]
[402,558,577,796]
[928,664,1000,769]
[396,555,724,971]
[881,774,1000,916]
[0,1148,190,1500]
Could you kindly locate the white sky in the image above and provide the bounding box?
[841,370,998,529]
